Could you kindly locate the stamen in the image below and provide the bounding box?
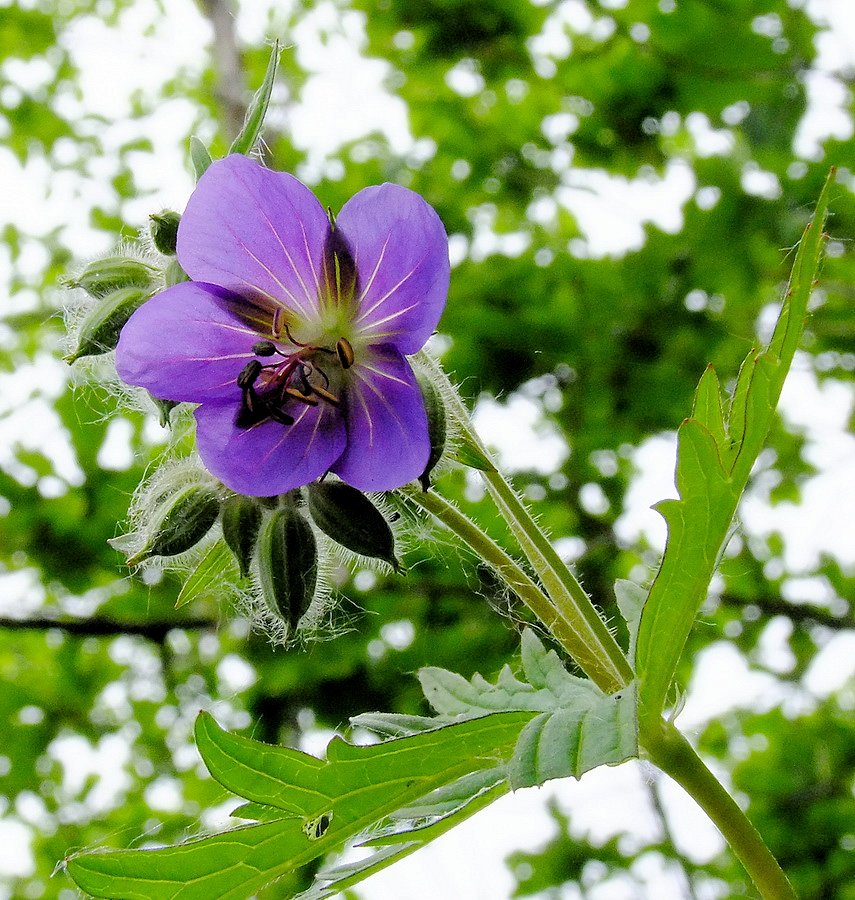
[272,306,284,338]
[311,384,340,406]
[253,340,277,357]
[336,337,355,369]
[285,387,319,406]
[237,360,262,389]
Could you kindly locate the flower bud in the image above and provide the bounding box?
[65,285,152,362]
[66,255,158,297]
[255,505,317,633]
[149,210,181,255]
[415,369,447,491]
[221,494,263,579]
[306,481,400,572]
[122,483,221,566]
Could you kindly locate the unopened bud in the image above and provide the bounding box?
[65,285,152,362]
[66,256,158,297]
[415,370,447,491]
[221,494,263,579]
[149,210,181,255]
[256,506,317,633]
[306,481,400,571]
[123,483,221,566]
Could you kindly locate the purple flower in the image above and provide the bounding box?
[116,155,449,497]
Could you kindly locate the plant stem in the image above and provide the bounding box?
[409,489,626,694]
[417,352,633,692]
[642,720,797,900]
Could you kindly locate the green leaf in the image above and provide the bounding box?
[175,540,237,608]
[613,580,646,667]
[65,710,532,899]
[420,629,637,788]
[229,40,280,156]
[450,432,497,472]
[635,170,834,726]
[692,365,727,454]
[189,136,212,181]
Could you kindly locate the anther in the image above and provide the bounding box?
[336,337,355,369]
[253,340,277,357]
[311,384,341,406]
[285,387,319,406]
[237,359,262,389]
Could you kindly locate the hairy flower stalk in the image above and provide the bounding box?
[116,154,450,497]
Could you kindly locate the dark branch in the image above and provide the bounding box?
[717,594,854,630]
[0,615,218,643]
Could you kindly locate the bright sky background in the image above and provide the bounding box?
[0,0,854,897]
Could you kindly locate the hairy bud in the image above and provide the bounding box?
[122,483,221,566]
[255,505,317,633]
[415,369,447,491]
[65,285,152,362]
[306,481,400,571]
[149,210,181,255]
[66,255,158,297]
[221,494,263,579]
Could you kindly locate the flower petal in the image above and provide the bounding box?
[177,155,330,322]
[194,401,346,497]
[336,184,449,354]
[116,282,260,402]
[332,347,429,491]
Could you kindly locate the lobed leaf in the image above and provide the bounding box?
[635,170,834,726]
[65,710,531,899]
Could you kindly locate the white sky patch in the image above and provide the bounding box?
[472,394,570,474]
[558,160,696,258]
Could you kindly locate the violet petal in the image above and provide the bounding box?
[116,282,260,403]
[194,401,346,497]
[336,184,449,355]
[332,346,429,490]
[177,155,331,322]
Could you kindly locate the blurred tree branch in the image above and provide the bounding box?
[0,615,217,642]
[717,594,854,630]
[196,0,247,141]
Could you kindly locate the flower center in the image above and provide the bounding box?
[234,324,355,430]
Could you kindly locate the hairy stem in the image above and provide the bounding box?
[642,720,797,900]
[418,353,633,692]
[409,489,626,694]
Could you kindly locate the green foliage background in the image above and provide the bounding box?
[1,0,853,897]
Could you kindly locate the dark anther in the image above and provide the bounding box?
[237,359,262,389]
[336,337,355,369]
[253,340,277,357]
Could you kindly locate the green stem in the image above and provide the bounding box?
[642,720,797,900]
[417,352,633,693]
[409,489,625,694]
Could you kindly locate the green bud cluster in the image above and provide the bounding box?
[115,478,222,567]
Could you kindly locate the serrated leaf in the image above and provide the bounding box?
[509,682,637,789]
[349,711,452,738]
[229,40,280,156]
[189,136,212,181]
[420,629,637,789]
[65,710,532,899]
[175,539,236,608]
[635,170,834,726]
